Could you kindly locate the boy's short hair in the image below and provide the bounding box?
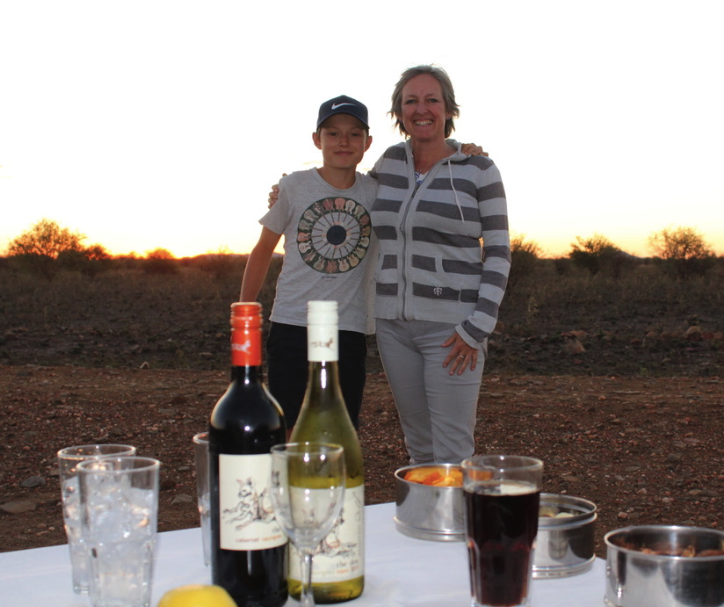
[317,95,369,130]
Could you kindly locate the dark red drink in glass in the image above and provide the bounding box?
[462,456,543,607]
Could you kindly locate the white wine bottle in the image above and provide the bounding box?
[289,300,365,603]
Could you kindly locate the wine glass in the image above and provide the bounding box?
[270,442,345,607]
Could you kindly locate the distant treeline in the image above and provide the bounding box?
[2,219,720,283]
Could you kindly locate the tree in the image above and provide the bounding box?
[568,234,628,276]
[8,218,85,258]
[7,218,86,280]
[144,248,177,275]
[647,226,715,279]
[6,219,116,279]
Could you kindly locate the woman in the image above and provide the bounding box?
[370,65,510,464]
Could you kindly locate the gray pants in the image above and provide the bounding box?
[375,319,485,464]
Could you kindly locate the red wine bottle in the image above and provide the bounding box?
[209,302,287,607]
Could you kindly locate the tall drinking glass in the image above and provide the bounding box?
[78,456,160,607]
[462,455,544,607]
[270,443,345,607]
[57,443,137,594]
[192,431,211,567]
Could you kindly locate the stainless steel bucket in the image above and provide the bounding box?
[534,493,597,578]
[394,464,465,541]
[604,525,724,607]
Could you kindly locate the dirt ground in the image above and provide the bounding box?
[1,265,722,559]
[1,365,722,558]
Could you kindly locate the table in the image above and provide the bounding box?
[0,502,606,606]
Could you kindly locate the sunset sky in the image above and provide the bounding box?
[2,1,723,259]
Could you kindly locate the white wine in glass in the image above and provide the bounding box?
[270,443,345,607]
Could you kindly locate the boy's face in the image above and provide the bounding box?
[312,114,372,171]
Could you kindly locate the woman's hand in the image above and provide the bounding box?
[267,173,287,208]
[441,332,478,376]
[461,143,488,157]
[268,184,279,208]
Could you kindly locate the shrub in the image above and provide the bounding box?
[569,234,631,277]
[553,257,571,275]
[647,226,717,280]
[194,248,244,281]
[144,248,177,275]
[57,244,112,277]
[507,234,542,293]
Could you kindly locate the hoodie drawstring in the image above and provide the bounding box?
[447,159,465,223]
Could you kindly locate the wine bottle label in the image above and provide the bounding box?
[307,323,338,362]
[289,484,364,583]
[218,453,286,550]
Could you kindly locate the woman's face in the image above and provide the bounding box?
[397,73,451,144]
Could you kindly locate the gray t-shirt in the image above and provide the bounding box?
[261,168,378,334]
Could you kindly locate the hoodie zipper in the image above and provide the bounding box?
[397,179,420,321]
[398,147,441,320]
[397,142,466,320]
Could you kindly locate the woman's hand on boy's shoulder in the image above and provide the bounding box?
[267,173,287,208]
[268,184,279,208]
[461,143,488,157]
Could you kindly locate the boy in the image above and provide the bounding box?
[240,95,377,431]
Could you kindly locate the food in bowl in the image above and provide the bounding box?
[609,536,724,557]
[403,465,463,487]
[394,464,465,541]
[539,505,575,519]
[604,525,724,607]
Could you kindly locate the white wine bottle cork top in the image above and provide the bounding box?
[307,300,338,325]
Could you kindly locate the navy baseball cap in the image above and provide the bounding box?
[316,95,369,129]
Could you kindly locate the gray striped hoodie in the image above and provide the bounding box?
[369,140,510,347]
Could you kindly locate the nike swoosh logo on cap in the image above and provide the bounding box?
[331,102,355,109]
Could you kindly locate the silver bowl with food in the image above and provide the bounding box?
[604,525,724,607]
[534,493,597,578]
[394,463,465,542]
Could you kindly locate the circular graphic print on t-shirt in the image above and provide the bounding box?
[297,197,371,273]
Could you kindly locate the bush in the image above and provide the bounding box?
[144,248,178,275]
[193,249,245,281]
[648,226,717,280]
[507,234,542,292]
[57,244,112,277]
[569,234,631,277]
[553,257,571,275]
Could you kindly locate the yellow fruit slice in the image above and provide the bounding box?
[157,585,237,607]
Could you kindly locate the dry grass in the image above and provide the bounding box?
[1,256,722,376]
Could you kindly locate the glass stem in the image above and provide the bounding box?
[299,548,315,607]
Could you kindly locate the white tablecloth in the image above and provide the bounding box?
[0,502,606,606]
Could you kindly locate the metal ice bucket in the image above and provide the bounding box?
[534,493,597,578]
